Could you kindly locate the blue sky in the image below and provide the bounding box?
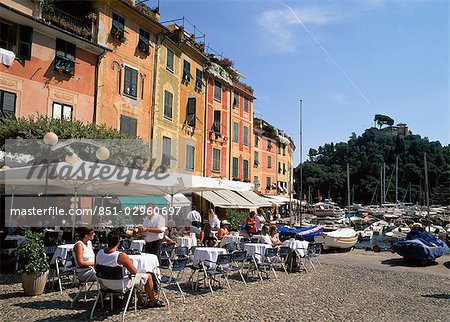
[157,0,449,164]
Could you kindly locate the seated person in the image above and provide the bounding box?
[73,226,97,281]
[260,225,275,247]
[164,220,178,245]
[96,231,164,307]
[245,211,257,236]
[217,220,231,240]
[178,220,205,244]
[269,225,283,247]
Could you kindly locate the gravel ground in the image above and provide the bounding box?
[1,250,449,322]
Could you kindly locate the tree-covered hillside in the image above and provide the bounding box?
[295,127,450,206]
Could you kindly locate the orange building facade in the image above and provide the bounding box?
[204,61,232,179]
[230,81,254,182]
[0,1,104,123]
[95,0,164,140]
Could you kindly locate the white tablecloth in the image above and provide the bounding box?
[128,253,160,277]
[220,235,243,247]
[4,235,26,246]
[194,247,227,268]
[282,240,309,257]
[250,235,268,243]
[130,240,146,251]
[244,243,272,263]
[50,244,75,267]
[176,236,197,249]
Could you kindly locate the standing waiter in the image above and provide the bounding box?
[138,203,166,261]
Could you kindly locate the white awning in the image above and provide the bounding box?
[235,190,272,207]
[196,191,233,208]
[164,193,191,207]
[214,190,255,208]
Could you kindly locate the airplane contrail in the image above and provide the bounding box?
[284,4,371,105]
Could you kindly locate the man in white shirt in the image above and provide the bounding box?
[186,206,202,228]
[138,204,166,261]
[256,208,266,233]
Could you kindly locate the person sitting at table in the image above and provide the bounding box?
[164,220,177,245]
[256,208,266,234]
[269,225,283,247]
[73,226,97,282]
[178,220,204,244]
[217,220,231,240]
[260,225,275,247]
[96,231,165,308]
[245,211,257,236]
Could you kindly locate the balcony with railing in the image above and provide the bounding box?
[41,4,94,41]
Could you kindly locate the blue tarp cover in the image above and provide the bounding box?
[391,230,450,261]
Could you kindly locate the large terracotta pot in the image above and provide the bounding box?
[21,270,49,296]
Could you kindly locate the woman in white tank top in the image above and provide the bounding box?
[73,226,96,281]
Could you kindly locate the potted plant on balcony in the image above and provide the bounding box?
[16,231,50,296]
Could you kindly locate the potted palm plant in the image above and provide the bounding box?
[16,231,50,296]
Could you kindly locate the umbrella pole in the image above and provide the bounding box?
[7,185,15,227]
[71,188,78,242]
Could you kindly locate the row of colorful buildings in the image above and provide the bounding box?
[0,0,295,198]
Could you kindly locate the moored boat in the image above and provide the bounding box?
[315,228,358,250]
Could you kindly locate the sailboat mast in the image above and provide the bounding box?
[424,153,430,208]
[383,162,386,203]
[395,156,399,205]
[298,99,303,227]
[347,163,351,213]
[380,166,383,206]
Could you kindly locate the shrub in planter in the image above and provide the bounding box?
[16,231,50,296]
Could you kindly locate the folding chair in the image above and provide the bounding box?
[223,242,238,253]
[70,266,96,308]
[50,250,75,294]
[310,243,322,267]
[90,265,137,322]
[278,247,291,275]
[159,257,188,304]
[199,253,233,293]
[227,250,248,284]
[256,248,279,279]
[174,246,189,258]
[160,243,175,268]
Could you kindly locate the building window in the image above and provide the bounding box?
[253,176,258,192]
[0,90,16,120]
[55,39,76,74]
[267,156,272,168]
[243,126,249,146]
[278,162,281,173]
[195,68,203,90]
[166,48,174,71]
[255,136,259,148]
[212,148,221,171]
[283,163,286,175]
[266,177,271,190]
[163,90,173,120]
[18,26,33,60]
[186,97,196,127]
[111,12,125,42]
[244,97,249,112]
[283,146,286,156]
[213,110,221,133]
[0,21,15,51]
[182,60,191,83]
[232,157,239,179]
[243,159,249,181]
[52,102,72,120]
[214,81,221,101]
[254,151,259,166]
[186,145,195,170]
[162,136,171,167]
[233,90,239,108]
[123,66,138,98]
[233,122,239,143]
[267,140,272,151]
[120,115,137,138]
[278,144,281,154]
[138,28,150,54]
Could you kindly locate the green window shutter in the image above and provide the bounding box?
[166,49,174,71]
[18,26,33,60]
[183,60,191,82]
[243,160,249,180]
[195,68,203,89]
[244,126,248,146]
[186,145,195,170]
[232,157,238,178]
[233,122,239,142]
[164,90,173,119]
[186,97,196,127]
